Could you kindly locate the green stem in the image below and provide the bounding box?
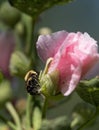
[5,102,22,130]
[0,115,17,130]
[76,106,99,130]
[42,97,48,118]
[23,14,38,70]
[25,15,36,57]
[26,94,34,129]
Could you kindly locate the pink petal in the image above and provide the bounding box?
[73,32,99,77]
[47,31,99,96]
[84,60,99,79]
[60,53,82,96]
[0,31,15,78]
[36,30,68,62]
[48,47,82,96]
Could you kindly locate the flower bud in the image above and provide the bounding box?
[15,22,25,37]
[0,80,12,107]
[38,27,52,35]
[0,2,21,27]
[9,51,30,77]
[0,31,15,79]
[40,74,55,97]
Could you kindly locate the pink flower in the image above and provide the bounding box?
[0,31,15,78]
[36,31,99,96]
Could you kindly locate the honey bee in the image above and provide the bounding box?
[24,70,40,95]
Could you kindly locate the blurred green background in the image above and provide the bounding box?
[0,0,99,130]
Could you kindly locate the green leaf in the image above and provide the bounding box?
[40,116,71,130]
[0,80,12,107]
[32,107,42,130]
[72,103,95,121]
[76,77,99,107]
[71,103,95,127]
[8,0,73,18]
[9,51,31,77]
[0,2,21,27]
